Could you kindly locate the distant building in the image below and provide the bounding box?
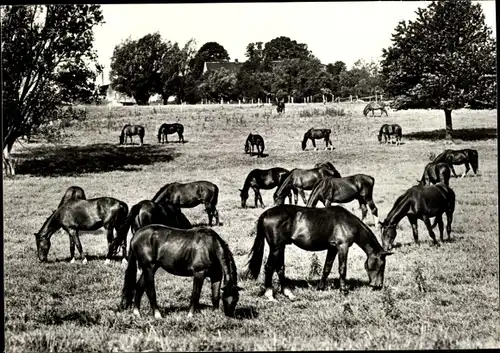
[202,59,285,75]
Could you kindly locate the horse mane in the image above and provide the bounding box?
[36,208,61,239]
[385,189,412,225]
[151,183,177,203]
[198,228,238,285]
[432,150,452,163]
[275,168,296,200]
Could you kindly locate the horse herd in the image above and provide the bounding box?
[33,130,479,320]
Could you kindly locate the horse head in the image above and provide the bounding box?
[365,250,393,290]
[222,283,243,317]
[34,231,51,262]
[239,188,249,208]
[378,220,397,252]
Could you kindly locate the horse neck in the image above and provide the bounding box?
[355,221,384,256]
[37,210,61,240]
[302,131,311,144]
[385,192,412,226]
[213,235,238,286]
[241,173,254,194]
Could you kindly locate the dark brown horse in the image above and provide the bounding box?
[57,186,87,209]
[34,197,129,264]
[122,200,192,235]
[157,123,185,143]
[306,174,379,225]
[432,149,479,178]
[276,100,285,113]
[418,162,451,186]
[245,205,392,299]
[273,165,341,205]
[239,167,295,208]
[120,225,242,318]
[363,102,388,117]
[120,124,145,145]
[245,133,265,157]
[302,128,333,151]
[379,183,455,251]
[378,124,402,145]
[152,181,220,226]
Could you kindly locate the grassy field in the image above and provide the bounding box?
[3,102,499,351]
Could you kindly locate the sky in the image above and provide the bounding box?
[93,1,497,85]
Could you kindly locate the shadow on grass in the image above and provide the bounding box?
[405,128,497,141]
[246,152,269,158]
[14,143,181,177]
[288,277,368,291]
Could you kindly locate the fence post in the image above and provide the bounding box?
[350,95,352,103]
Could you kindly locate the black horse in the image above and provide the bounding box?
[57,186,87,209]
[34,197,129,264]
[244,133,265,157]
[120,225,242,318]
[432,149,479,178]
[120,124,145,146]
[273,165,341,205]
[239,167,295,208]
[379,183,456,251]
[276,100,285,113]
[245,205,392,299]
[378,124,402,145]
[152,181,220,226]
[418,162,451,186]
[306,174,379,225]
[122,200,192,235]
[157,123,185,143]
[363,102,388,117]
[302,128,333,151]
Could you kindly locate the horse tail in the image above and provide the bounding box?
[275,169,294,203]
[120,243,137,309]
[302,129,312,150]
[306,179,324,207]
[244,215,266,280]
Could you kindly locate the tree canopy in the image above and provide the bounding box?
[381,0,496,139]
[191,41,230,79]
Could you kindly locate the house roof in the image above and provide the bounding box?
[203,61,244,74]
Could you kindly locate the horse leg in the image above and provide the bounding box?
[275,248,294,300]
[407,215,419,245]
[435,214,445,242]
[253,187,265,208]
[422,215,438,246]
[143,265,162,319]
[445,211,453,241]
[449,165,458,178]
[358,200,368,222]
[133,271,146,317]
[287,191,293,205]
[210,275,222,310]
[67,231,76,263]
[67,230,87,264]
[104,226,115,265]
[337,244,350,294]
[293,189,299,205]
[462,163,470,178]
[365,197,379,226]
[264,246,278,302]
[188,270,206,317]
[318,247,338,290]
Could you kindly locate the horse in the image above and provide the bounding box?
[239,167,295,208]
[244,133,265,157]
[306,174,379,225]
[418,162,451,186]
[120,225,242,318]
[378,124,402,145]
[120,124,145,146]
[313,161,342,177]
[157,123,185,143]
[379,183,455,251]
[34,197,130,264]
[432,149,479,178]
[244,204,393,299]
[276,100,285,113]
[273,165,341,205]
[302,128,333,151]
[152,181,220,226]
[57,186,87,209]
[363,102,388,117]
[122,200,192,236]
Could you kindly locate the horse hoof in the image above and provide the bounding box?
[154,311,162,320]
[70,258,76,264]
[283,288,296,300]
[104,259,111,265]
[82,258,88,265]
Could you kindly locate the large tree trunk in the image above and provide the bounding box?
[444,109,453,140]
[3,134,17,176]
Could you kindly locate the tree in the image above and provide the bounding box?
[191,41,230,79]
[380,0,496,139]
[198,67,237,103]
[2,5,104,175]
[263,36,312,61]
[110,32,166,105]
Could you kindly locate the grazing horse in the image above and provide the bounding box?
[245,205,392,299]
[378,124,402,145]
[120,124,145,146]
[239,167,295,208]
[418,162,451,186]
[432,149,479,178]
[363,102,388,117]
[302,128,333,151]
[244,133,265,157]
[57,186,87,209]
[34,197,130,264]
[306,174,379,225]
[122,200,192,236]
[157,123,185,143]
[379,183,455,251]
[120,225,242,318]
[152,181,220,226]
[273,165,341,205]
[276,100,285,113]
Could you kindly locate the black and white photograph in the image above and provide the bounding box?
[2,1,498,351]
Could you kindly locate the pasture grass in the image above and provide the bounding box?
[4,102,499,351]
